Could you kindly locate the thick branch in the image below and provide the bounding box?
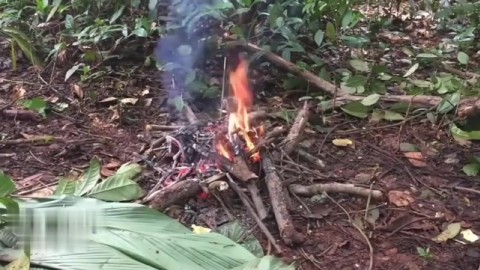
[282,101,310,155]
[290,182,384,200]
[262,155,305,246]
[149,179,202,211]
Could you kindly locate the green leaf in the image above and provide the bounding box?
[437,92,460,114]
[46,0,62,22]
[0,197,19,216]
[361,94,380,106]
[403,63,419,77]
[1,27,43,68]
[216,221,263,257]
[417,53,438,58]
[451,124,480,141]
[54,176,76,195]
[87,163,143,201]
[65,14,74,30]
[87,179,143,202]
[74,159,101,196]
[349,59,370,72]
[341,101,369,118]
[463,163,480,176]
[19,97,47,117]
[0,170,15,197]
[345,75,367,87]
[314,30,324,46]
[457,51,469,65]
[132,27,148,37]
[110,5,126,24]
[383,110,405,121]
[232,256,295,270]
[410,79,431,88]
[325,22,336,42]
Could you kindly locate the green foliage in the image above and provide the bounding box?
[0,195,292,270]
[55,159,144,202]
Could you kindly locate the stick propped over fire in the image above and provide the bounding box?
[215,58,267,219]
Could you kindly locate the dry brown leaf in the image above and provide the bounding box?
[70,83,84,99]
[28,186,55,197]
[101,167,116,177]
[11,85,26,100]
[104,161,121,169]
[388,190,414,207]
[404,152,427,167]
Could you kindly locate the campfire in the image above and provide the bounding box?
[139,53,384,253]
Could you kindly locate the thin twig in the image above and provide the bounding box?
[325,193,374,270]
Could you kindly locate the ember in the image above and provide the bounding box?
[217,58,264,162]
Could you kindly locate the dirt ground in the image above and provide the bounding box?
[2,15,480,269]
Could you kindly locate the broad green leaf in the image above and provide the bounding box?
[19,97,47,117]
[54,177,76,195]
[325,22,336,42]
[216,221,263,257]
[1,28,43,68]
[232,256,295,270]
[432,222,461,243]
[403,63,419,77]
[75,159,101,196]
[361,94,380,106]
[5,252,29,270]
[0,197,19,217]
[341,101,369,119]
[462,163,480,176]
[370,110,384,123]
[87,179,144,202]
[314,30,324,47]
[132,28,148,37]
[457,51,469,65]
[111,163,142,181]
[91,229,255,270]
[345,75,367,87]
[383,110,405,121]
[451,124,480,141]
[0,170,16,197]
[417,53,438,58]
[437,92,460,114]
[349,59,370,72]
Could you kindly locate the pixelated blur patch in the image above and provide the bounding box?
[10,197,106,254]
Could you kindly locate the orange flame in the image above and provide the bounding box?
[216,58,262,162]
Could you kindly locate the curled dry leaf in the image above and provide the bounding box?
[11,85,26,100]
[404,152,427,167]
[388,190,414,207]
[70,83,83,99]
[332,138,354,147]
[432,222,461,243]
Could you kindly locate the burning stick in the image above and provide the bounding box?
[281,101,310,156]
[216,155,267,219]
[262,155,306,246]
